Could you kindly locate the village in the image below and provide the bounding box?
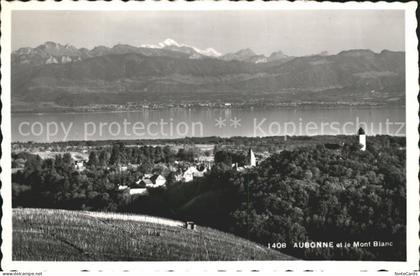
[11,128,407,262]
[115,148,258,196]
[12,129,374,200]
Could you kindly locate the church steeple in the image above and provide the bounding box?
[248,148,256,167]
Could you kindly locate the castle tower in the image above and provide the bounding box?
[248,148,256,167]
[358,127,366,151]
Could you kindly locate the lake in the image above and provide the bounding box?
[11,107,405,142]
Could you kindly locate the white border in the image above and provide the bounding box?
[1,1,418,272]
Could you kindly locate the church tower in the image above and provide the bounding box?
[358,127,366,151]
[248,148,256,167]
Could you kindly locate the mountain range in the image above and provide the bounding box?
[11,39,405,112]
[12,39,292,66]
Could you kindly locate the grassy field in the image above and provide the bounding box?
[13,208,294,261]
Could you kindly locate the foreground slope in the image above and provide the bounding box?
[13,208,294,261]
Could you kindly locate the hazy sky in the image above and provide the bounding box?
[12,10,405,56]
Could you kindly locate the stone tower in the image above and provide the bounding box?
[358,127,366,151]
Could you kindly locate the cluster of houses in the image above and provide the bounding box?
[117,163,213,196]
[174,164,210,182]
[119,173,168,196]
[15,146,260,197]
[69,155,216,196]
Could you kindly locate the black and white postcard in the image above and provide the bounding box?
[1,1,418,274]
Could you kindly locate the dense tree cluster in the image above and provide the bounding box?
[12,143,196,210]
[214,150,247,167]
[164,136,406,260]
[230,142,406,260]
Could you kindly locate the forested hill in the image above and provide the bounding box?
[12,135,406,260]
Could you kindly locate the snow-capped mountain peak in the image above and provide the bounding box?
[141,38,222,58]
[195,47,221,57]
[160,38,181,47]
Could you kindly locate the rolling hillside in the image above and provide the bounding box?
[13,208,295,261]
